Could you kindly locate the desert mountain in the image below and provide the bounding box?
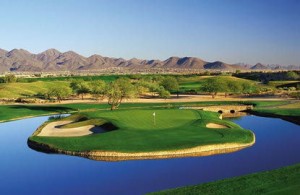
[251,63,269,70]
[204,61,235,69]
[0,48,298,72]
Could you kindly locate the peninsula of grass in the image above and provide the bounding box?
[28,108,254,161]
[152,163,300,195]
[249,101,300,125]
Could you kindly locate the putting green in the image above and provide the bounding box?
[29,109,254,156]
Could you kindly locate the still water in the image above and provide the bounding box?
[0,115,299,194]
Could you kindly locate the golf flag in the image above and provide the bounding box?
[153,112,156,116]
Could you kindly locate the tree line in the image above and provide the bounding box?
[46,76,179,110]
[201,77,259,98]
[45,75,262,109]
[1,74,289,109]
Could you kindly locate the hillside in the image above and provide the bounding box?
[251,63,269,70]
[0,49,233,72]
[0,48,299,72]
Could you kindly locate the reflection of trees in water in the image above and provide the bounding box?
[48,114,69,121]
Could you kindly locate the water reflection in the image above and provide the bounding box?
[0,115,299,194]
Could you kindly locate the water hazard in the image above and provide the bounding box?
[0,115,299,194]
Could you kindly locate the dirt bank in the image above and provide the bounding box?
[28,133,255,161]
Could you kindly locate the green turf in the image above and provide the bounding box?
[249,100,300,118]
[0,81,71,98]
[0,75,119,98]
[253,108,300,117]
[267,80,300,88]
[178,76,262,93]
[16,75,120,83]
[151,163,300,195]
[0,105,75,122]
[247,101,290,108]
[0,101,239,122]
[29,109,254,152]
[1,100,298,123]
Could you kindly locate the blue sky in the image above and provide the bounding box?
[0,0,299,65]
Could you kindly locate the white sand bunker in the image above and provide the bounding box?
[37,120,104,137]
[206,123,229,129]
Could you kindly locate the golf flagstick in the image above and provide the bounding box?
[153,112,156,126]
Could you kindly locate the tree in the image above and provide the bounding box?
[241,81,258,95]
[135,83,149,97]
[89,80,106,101]
[4,74,17,83]
[201,77,227,98]
[160,76,179,97]
[286,71,299,80]
[47,85,72,103]
[289,92,300,99]
[105,78,137,110]
[158,86,170,99]
[137,77,160,97]
[235,69,241,74]
[226,80,242,97]
[70,79,90,100]
[161,76,179,92]
[296,83,300,90]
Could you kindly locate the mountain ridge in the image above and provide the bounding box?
[0,48,298,72]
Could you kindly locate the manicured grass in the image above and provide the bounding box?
[0,75,119,98]
[178,76,261,92]
[1,100,298,123]
[151,163,300,195]
[247,100,290,108]
[267,80,300,87]
[0,81,70,98]
[0,101,241,122]
[29,109,254,152]
[0,105,75,122]
[250,100,300,118]
[253,108,300,117]
[17,75,120,83]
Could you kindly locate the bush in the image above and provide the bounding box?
[289,92,300,99]
[3,74,17,83]
[158,87,171,99]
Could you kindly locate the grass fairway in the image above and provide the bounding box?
[29,109,254,152]
[151,163,300,195]
[249,100,300,124]
[0,81,70,98]
[178,76,260,92]
[0,75,119,98]
[0,100,297,123]
[17,75,119,82]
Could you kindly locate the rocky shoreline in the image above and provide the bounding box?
[28,133,255,161]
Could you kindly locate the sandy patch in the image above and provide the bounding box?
[206,123,229,128]
[37,120,102,137]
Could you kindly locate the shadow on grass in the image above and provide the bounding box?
[8,105,75,113]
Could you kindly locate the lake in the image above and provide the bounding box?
[0,115,299,194]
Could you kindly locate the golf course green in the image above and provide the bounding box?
[28,108,255,161]
[152,163,300,195]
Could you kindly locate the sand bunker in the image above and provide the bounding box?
[206,123,229,128]
[37,120,103,137]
